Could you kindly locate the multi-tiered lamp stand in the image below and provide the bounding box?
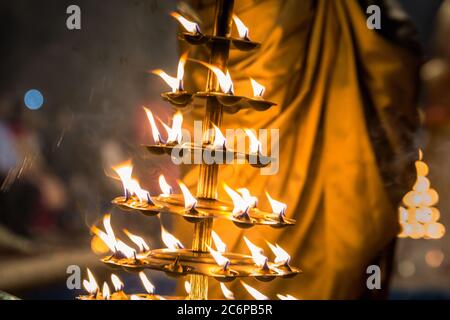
[79,0,300,300]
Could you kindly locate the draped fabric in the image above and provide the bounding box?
[175,0,420,299]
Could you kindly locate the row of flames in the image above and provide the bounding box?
[87,214,297,300]
[398,150,445,239]
[91,214,290,271]
[152,13,265,96]
[83,268,296,300]
[144,106,264,155]
[112,160,287,221]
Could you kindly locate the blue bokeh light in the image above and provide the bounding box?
[24,89,44,110]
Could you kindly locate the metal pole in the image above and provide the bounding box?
[189,0,235,300]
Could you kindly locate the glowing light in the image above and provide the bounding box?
[111,274,124,292]
[232,15,249,39]
[243,237,268,268]
[152,53,188,92]
[266,241,290,265]
[241,281,268,300]
[178,182,197,211]
[211,231,226,253]
[220,283,235,300]
[250,78,265,97]
[170,12,201,34]
[207,245,230,269]
[212,124,227,149]
[159,175,173,197]
[244,129,262,154]
[83,268,99,295]
[124,229,150,252]
[143,107,163,144]
[161,112,183,144]
[161,225,184,249]
[266,192,287,218]
[184,281,191,295]
[277,294,298,300]
[102,282,111,300]
[139,272,155,294]
[237,188,257,208]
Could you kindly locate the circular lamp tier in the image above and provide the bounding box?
[101,248,301,282]
[77,293,183,300]
[145,142,273,168]
[161,91,276,113]
[111,194,296,229]
[178,32,260,51]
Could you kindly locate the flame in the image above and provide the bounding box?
[237,188,258,208]
[232,14,249,39]
[130,295,142,300]
[124,229,150,252]
[161,225,184,249]
[91,226,116,253]
[102,282,111,300]
[196,61,234,94]
[139,272,155,294]
[159,175,173,197]
[115,240,137,259]
[184,281,191,295]
[250,78,265,97]
[178,181,197,211]
[241,281,268,300]
[277,294,298,300]
[170,12,201,34]
[244,129,262,154]
[266,241,290,265]
[266,192,287,218]
[244,237,268,268]
[152,53,188,92]
[143,107,163,144]
[212,124,227,149]
[211,230,227,253]
[223,183,249,216]
[83,268,99,294]
[207,245,230,269]
[111,274,124,292]
[220,283,235,300]
[112,161,133,198]
[161,112,183,144]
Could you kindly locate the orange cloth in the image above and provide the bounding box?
[176,0,420,299]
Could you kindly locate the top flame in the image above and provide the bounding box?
[266,192,287,218]
[152,53,188,92]
[102,282,111,300]
[244,129,262,154]
[111,274,124,292]
[237,188,258,208]
[250,78,265,97]
[83,268,99,294]
[161,225,184,249]
[241,281,269,300]
[170,12,201,34]
[159,175,173,197]
[244,236,268,268]
[211,230,227,253]
[266,241,290,265]
[207,245,230,269]
[220,283,235,300]
[233,14,249,39]
[124,229,150,252]
[223,183,250,216]
[161,112,183,144]
[144,107,163,144]
[139,272,155,294]
[178,182,197,211]
[212,124,227,149]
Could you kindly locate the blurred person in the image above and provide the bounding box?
[176,0,421,299]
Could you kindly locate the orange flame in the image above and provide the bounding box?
[207,245,230,269]
[212,124,227,149]
[178,181,197,211]
[266,191,287,218]
[232,15,249,39]
[161,225,184,249]
[152,52,188,92]
[277,294,298,300]
[184,281,191,295]
[159,175,173,197]
[241,281,269,300]
[250,78,265,97]
[196,61,234,94]
[143,107,163,144]
[170,12,201,34]
[244,129,262,154]
[223,183,249,216]
[161,112,183,144]
[112,162,153,204]
[111,274,124,292]
[266,241,290,265]
[124,229,150,252]
[220,283,235,300]
[139,272,155,294]
[102,282,111,300]
[83,268,99,294]
[237,188,258,208]
[244,237,268,268]
[211,230,227,253]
